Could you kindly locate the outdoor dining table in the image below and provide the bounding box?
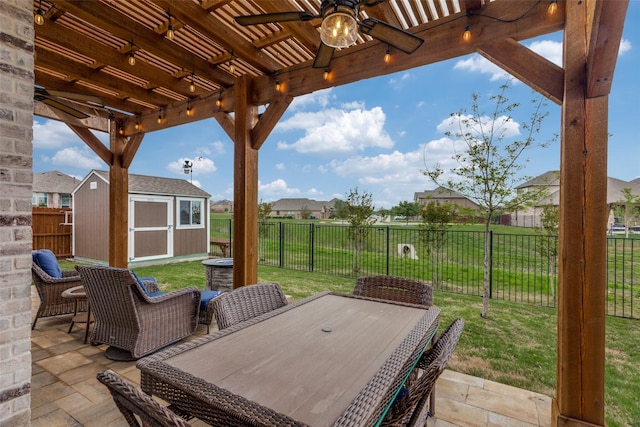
[137,291,440,427]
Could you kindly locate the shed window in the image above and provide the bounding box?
[178,198,203,228]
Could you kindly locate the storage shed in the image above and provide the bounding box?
[72,170,210,265]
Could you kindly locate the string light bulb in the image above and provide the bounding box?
[186,104,193,116]
[134,118,141,130]
[34,0,45,25]
[547,0,557,16]
[275,79,281,92]
[384,48,391,64]
[156,111,162,124]
[166,10,175,40]
[462,25,471,42]
[128,40,136,65]
[216,97,222,108]
[189,72,196,93]
[323,69,329,81]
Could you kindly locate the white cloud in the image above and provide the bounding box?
[528,40,562,66]
[619,38,631,55]
[275,163,285,170]
[416,101,425,108]
[33,120,79,149]
[169,157,217,177]
[289,88,333,111]
[276,107,394,154]
[50,147,102,169]
[317,164,328,173]
[341,100,365,109]
[258,179,301,197]
[436,113,520,139]
[209,141,226,155]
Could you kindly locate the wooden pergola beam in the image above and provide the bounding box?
[477,38,564,105]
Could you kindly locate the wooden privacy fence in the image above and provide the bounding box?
[32,207,72,258]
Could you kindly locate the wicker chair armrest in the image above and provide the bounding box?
[61,269,81,279]
[139,286,200,303]
[33,264,79,284]
[141,279,160,294]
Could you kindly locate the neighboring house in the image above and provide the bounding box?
[72,170,211,264]
[511,171,640,229]
[269,198,337,219]
[413,187,480,210]
[32,170,78,208]
[211,199,233,213]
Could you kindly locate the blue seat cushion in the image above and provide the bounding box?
[200,290,224,311]
[32,249,62,278]
[130,270,159,296]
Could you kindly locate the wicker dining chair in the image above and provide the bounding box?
[31,250,87,330]
[97,370,191,427]
[353,275,433,307]
[381,318,465,427]
[77,265,201,360]
[211,282,288,330]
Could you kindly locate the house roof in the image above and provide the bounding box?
[33,171,78,194]
[414,186,469,200]
[91,170,210,198]
[517,170,560,188]
[529,173,640,206]
[270,198,335,211]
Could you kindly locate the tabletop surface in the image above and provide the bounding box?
[144,293,439,426]
[61,285,86,298]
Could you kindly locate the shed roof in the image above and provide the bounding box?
[91,170,210,198]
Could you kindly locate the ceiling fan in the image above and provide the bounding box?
[34,87,105,119]
[235,0,424,69]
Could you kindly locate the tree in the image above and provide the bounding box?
[300,205,312,220]
[257,200,273,261]
[333,199,348,220]
[535,204,559,304]
[393,201,422,222]
[418,201,456,286]
[613,188,640,238]
[344,187,375,273]
[423,79,552,318]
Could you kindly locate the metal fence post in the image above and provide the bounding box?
[279,222,284,268]
[309,223,315,272]
[386,226,390,276]
[489,229,493,299]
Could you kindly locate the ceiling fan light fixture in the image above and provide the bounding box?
[320,7,358,49]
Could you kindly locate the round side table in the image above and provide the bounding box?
[61,285,93,344]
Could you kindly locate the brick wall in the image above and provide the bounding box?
[0,0,34,424]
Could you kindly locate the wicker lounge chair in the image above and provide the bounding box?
[353,275,433,307]
[77,265,201,360]
[211,282,288,330]
[31,250,86,330]
[97,369,191,427]
[381,318,465,426]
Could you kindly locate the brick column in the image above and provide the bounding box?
[0,0,34,425]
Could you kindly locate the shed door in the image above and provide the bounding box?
[129,196,173,262]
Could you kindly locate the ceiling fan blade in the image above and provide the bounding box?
[38,97,90,119]
[235,11,317,26]
[44,89,104,106]
[359,18,423,54]
[312,43,335,69]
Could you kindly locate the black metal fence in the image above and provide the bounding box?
[210,219,639,319]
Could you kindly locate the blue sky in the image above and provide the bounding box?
[33,4,639,209]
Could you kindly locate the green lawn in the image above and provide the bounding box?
[60,260,640,426]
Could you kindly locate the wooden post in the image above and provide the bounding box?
[554,1,607,425]
[232,75,259,287]
[108,121,129,268]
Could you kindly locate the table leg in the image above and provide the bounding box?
[67,298,78,334]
